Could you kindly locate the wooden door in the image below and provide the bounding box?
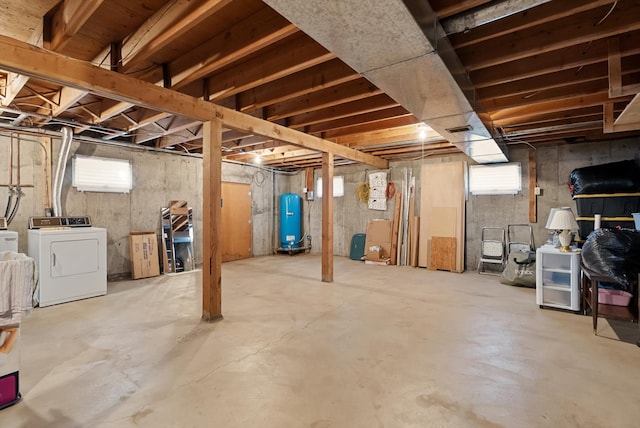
[221,182,252,262]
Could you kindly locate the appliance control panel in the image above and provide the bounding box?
[29,216,92,229]
[0,217,6,230]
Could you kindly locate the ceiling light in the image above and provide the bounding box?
[254,155,262,164]
[417,123,428,141]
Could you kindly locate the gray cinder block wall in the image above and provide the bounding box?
[0,132,290,279]
[2,131,635,278]
[285,138,638,271]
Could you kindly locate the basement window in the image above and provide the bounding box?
[72,155,133,193]
[316,176,344,198]
[469,163,521,195]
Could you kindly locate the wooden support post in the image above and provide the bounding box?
[202,119,223,321]
[322,152,333,283]
[529,150,537,223]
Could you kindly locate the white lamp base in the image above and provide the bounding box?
[558,230,573,252]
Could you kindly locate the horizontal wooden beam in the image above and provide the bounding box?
[0,34,386,168]
[215,105,387,168]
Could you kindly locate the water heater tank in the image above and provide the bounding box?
[280,193,302,249]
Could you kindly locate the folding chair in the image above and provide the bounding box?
[478,227,506,275]
[507,224,535,254]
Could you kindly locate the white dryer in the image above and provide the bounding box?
[28,216,107,307]
[0,217,18,252]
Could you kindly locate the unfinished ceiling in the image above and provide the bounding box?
[0,0,638,171]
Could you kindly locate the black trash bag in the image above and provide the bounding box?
[500,250,536,288]
[581,228,640,292]
[568,159,640,196]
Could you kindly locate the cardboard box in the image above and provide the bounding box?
[364,219,393,261]
[130,232,160,279]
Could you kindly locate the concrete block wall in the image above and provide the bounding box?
[286,139,638,271]
[0,133,289,279]
[286,155,466,258]
[2,131,635,278]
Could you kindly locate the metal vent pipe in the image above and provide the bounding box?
[52,126,73,217]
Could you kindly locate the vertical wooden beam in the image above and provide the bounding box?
[110,41,122,72]
[603,102,615,133]
[321,152,333,282]
[608,37,622,98]
[202,119,223,321]
[529,150,537,223]
[305,167,314,200]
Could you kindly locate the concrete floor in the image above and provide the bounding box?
[1,255,639,427]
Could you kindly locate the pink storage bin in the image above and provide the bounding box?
[598,289,632,306]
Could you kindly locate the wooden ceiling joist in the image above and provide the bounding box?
[44,0,105,52]
[459,2,640,71]
[0,34,387,169]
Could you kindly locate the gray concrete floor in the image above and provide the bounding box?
[1,255,639,427]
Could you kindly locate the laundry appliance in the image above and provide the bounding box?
[28,216,107,307]
[0,217,18,253]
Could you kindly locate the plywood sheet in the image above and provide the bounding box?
[418,161,466,271]
[429,236,456,271]
[431,206,456,237]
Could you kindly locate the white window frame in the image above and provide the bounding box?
[316,176,344,198]
[72,155,133,193]
[469,162,521,195]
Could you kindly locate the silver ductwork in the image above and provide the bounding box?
[52,126,73,217]
[263,0,508,163]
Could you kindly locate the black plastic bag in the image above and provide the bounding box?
[581,228,640,292]
[500,250,536,288]
[568,159,640,196]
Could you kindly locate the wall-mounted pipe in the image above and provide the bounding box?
[4,134,14,218]
[52,126,73,217]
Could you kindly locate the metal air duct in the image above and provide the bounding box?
[263,0,508,163]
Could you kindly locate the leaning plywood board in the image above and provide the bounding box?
[429,236,456,271]
[418,161,466,272]
[411,216,420,267]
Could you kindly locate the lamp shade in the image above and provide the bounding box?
[546,208,579,231]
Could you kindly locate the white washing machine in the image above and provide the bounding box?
[0,217,18,252]
[28,216,107,307]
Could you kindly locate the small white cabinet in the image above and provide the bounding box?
[536,245,581,311]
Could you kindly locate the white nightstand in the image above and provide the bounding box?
[536,245,581,311]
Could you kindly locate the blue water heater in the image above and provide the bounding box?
[280,193,302,249]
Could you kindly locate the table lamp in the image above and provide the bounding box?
[546,207,579,252]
